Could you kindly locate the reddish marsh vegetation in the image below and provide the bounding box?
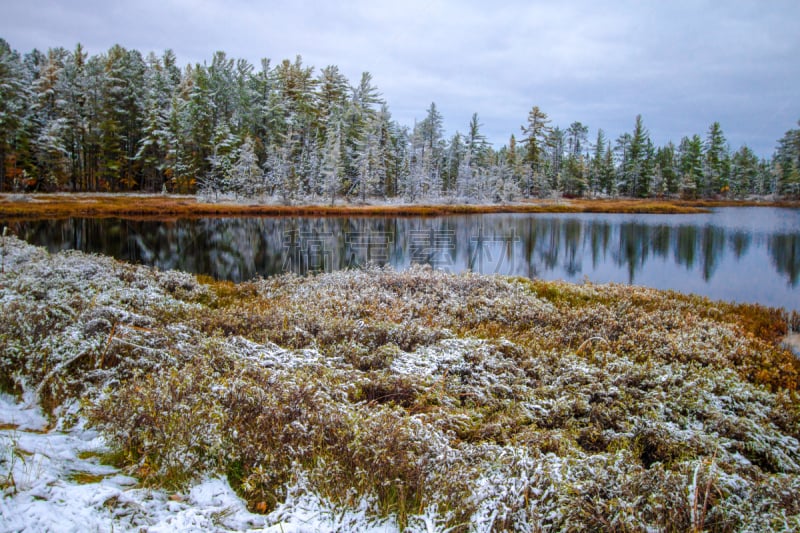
[0,193,723,220]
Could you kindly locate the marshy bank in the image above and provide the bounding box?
[2,235,800,531]
[0,193,730,220]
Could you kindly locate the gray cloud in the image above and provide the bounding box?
[2,0,798,156]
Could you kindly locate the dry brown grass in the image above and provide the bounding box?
[3,192,799,222]
[0,193,754,220]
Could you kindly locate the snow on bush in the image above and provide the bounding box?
[2,234,800,531]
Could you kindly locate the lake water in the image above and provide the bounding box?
[4,207,799,311]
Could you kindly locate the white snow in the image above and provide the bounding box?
[0,392,47,431]
[390,338,483,377]
[0,395,439,532]
[262,480,399,533]
[0,396,269,532]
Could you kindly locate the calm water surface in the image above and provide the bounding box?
[5,207,799,311]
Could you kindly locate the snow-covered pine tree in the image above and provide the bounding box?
[228,136,263,197]
[321,117,344,206]
[521,105,551,197]
[678,135,704,199]
[136,51,179,192]
[443,133,464,197]
[589,129,606,195]
[0,39,30,192]
[729,145,758,197]
[774,121,800,199]
[704,122,730,196]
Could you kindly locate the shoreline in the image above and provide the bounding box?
[2,192,799,220]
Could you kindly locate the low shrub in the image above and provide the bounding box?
[4,236,800,531]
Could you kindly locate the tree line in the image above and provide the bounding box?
[1,39,799,201]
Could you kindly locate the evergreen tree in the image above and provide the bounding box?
[545,126,564,192]
[678,135,704,199]
[488,148,520,202]
[416,102,444,195]
[54,44,90,191]
[0,39,29,191]
[165,92,192,193]
[232,58,257,136]
[566,121,588,157]
[251,58,277,152]
[589,129,606,195]
[730,145,759,197]
[77,53,105,191]
[32,47,72,190]
[507,134,524,194]
[228,136,262,197]
[95,45,146,190]
[182,64,215,189]
[774,121,800,198]
[316,65,349,125]
[457,143,477,199]
[345,72,383,200]
[614,132,632,195]
[600,141,616,195]
[283,127,303,203]
[321,117,344,206]
[781,162,800,199]
[623,115,652,197]
[454,113,489,198]
[466,113,488,167]
[654,142,678,195]
[443,132,464,195]
[521,105,551,196]
[263,130,295,203]
[561,154,588,197]
[353,126,378,202]
[374,104,397,198]
[704,121,730,196]
[209,122,238,195]
[136,51,178,192]
[757,158,774,195]
[393,125,413,200]
[299,133,321,198]
[273,56,317,153]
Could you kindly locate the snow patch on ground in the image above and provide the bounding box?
[0,396,268,532]
[263,482,399,533]
[0,393,47,431]
[391,338,486,376]
[0,396,438,532]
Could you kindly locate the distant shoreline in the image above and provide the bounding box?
[2,193,799,220]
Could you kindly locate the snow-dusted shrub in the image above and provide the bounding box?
[90,360,229,488]
[4,235,800,531]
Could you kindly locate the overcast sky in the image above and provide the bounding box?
[2,0,798,157]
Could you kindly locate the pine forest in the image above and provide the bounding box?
[1,39,799,202]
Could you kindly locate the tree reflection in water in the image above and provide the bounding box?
[5,207,800,310]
